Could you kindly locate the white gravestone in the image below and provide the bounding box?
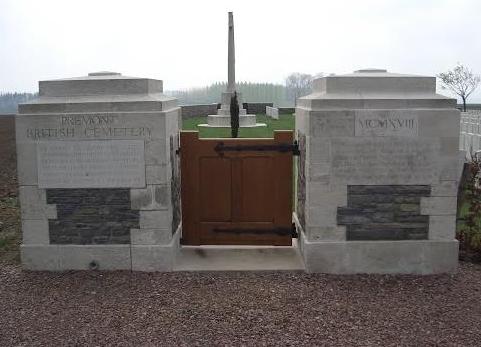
[266,106,279,119]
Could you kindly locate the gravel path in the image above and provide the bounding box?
[1,262,481,346]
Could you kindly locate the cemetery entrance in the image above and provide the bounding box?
[180,131,296,246]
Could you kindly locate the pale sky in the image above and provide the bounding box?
[1,0,481,102]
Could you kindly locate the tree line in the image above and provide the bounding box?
[167,80,309,107]
[1,66,479,112]
[0,92,36,113]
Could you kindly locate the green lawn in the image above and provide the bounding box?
[182,114,295,138]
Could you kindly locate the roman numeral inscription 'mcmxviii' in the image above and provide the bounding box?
[355,111,418,136]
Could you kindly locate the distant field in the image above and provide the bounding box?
[182,114,295,138]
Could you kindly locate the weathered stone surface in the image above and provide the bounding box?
[146,165,168,184]
[57,245,131,270]
[300,236,458,274]
[330,137,440,185]
[130,185,169,210]
[21,245,60,271]
[139,210,171,229]
[37,140,146,189]
[420,196,458,215]
[22,219,50,244]
[310,111,355,137]
[130,228,172,245]
[19,187,48,220]
[429,215,456,240]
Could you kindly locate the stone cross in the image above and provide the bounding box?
[227,11,235,92]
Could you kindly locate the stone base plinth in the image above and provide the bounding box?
[21,227,181,271]
[217,108,247,116]
[298,230,458,274]
[199,114,266,128]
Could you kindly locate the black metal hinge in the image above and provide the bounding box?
[213,224,298,238]
[214,141,300,156]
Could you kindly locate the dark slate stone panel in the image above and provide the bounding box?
[47,188,138,245]
[338,185,431,241]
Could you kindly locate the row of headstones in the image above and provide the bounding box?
[460,111,481,153]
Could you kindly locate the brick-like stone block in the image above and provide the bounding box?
[145,139,167,165]
[131,245,175,271]
[21,245,60,271]
[420,197,457,215]
[15,143,38,185]
[139,210,171,229]
[146,165,168,184]
[22,219,50,245]
[431,180,458,197]
[131,228,172,245]
[429,215,456,240]
[131,185,169,210]
[307,226,346,241]
[57,245,131,270]
[19,186,47,219]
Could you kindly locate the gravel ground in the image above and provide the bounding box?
[1,262,481,346]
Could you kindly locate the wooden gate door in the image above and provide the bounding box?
[180,131,295,246]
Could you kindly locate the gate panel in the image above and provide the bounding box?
[180,131,294,246]
[199,157,232,222]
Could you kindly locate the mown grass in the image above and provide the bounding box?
[182,114,295,138]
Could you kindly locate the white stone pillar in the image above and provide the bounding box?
[295,69,461,274]
[17,72,181,271]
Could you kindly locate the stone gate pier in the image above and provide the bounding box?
[16,72,181,271]
[295,69,461,274]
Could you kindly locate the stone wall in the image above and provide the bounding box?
[181,104,218,119]
[180,102,288,118]
[242,102,273,114]
[279,107,295,115]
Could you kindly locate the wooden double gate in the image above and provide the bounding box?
[180,131,296,246]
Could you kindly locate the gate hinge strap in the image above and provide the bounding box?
[213,224,298,238]
[215,141,300,156]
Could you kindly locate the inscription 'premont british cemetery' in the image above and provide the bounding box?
[26,114,152,139]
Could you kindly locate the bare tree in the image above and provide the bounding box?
[285,73,313,105]
[438,64,480,112]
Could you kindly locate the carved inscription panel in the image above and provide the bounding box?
[37,140,146,188]
[355,111,418,137]
[330,138,439,185]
